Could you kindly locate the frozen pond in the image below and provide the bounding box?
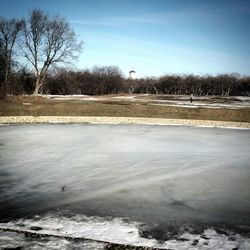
[0,124,250,249]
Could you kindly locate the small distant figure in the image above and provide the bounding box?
[61,185,66,192]
[190,93,194,103]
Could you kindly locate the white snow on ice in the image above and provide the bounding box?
[0,214,250,249]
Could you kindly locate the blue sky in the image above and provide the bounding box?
[0,0,250,77]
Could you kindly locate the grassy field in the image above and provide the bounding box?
[0,95,250,122]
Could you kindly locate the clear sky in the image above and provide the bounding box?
[0,0,250,77]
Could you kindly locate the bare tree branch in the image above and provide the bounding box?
[21,9,82,95]
[0,17,23,96]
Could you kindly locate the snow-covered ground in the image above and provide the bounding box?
[42,94,250,109]
[150,98,250,109]
[0,124,250,249]
[1,213,250,249]
[44,94,102,101]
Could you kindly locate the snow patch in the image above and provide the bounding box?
[0,214,157,247]
[112,96,136,100]
[43,95,101,101]
[0,214,250,249]
[235,96,250,101]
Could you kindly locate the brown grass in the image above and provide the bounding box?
[0,96,250,122]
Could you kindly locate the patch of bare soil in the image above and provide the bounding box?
[0,95,250,123]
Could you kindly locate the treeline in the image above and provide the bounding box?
[131,73,250,96]
[3,66,250,96]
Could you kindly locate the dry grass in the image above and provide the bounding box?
[0,95,250,122]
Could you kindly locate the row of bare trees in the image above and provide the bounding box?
[0,8,82,97]
[43,66,124,95]
[5,67,250,96]
[131,74,250,96]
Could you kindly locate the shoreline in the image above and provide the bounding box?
[0,116,250,129]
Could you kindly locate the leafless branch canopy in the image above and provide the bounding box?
[21,9,82,94]
[0,16,23,95]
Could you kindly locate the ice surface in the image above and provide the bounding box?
[0,124,250,248]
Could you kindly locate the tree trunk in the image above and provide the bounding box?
[0,60,9,98]
[33,75,41,95]
[4,66,9,96]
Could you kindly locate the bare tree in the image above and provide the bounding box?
[0,40,4,83]
[0,17,23,96]
[21,9,82,95]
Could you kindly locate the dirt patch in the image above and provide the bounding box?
[0,95,250,123]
